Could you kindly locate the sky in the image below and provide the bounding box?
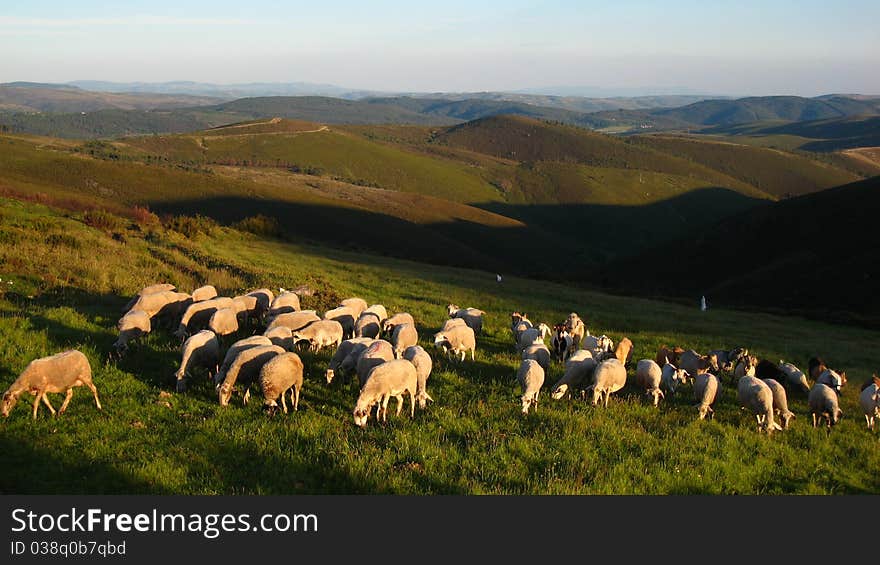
[1,0,878,96]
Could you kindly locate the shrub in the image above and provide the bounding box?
[82,209,123,232]
[131,205,160,226]
[232,215,282,238]
[164,214,219,239]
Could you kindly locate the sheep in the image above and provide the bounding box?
[174,329,220,392]
[551,325,574,362]
[611,337,634,365]
[112,309,151,357]
[340,297,368,319]
[324,306,356,340]
[858,375,880,430]
[217,344,284,407]
[516,359,545,415]
[208,307,239,337]
[268,292,301,318]
[383,312,415,336]
[447,304,484,335]
[214,335,273,386]
[522,344,551,373]
[174,297,234,340]
[582,335,614,359]
[517,323,551,352]
[259,352,304,414]
[122,283,176,312]
[586,358,627,407]
[661,362,690,395]
[246,288,274,315]
[1,350,101,420]
[440,318,467,332]
[291,320,344,353]
[808,357,827,381]
[737,376,782,433]
[263,326,295,351]
[816,369,847,395]
[564,313,587,349]
[390,322,418,359]
[326,338,376,384]
[694,373,722,420]
[352,359,418,427]
[551,350,597,400]
[511,312,532,343]
[709,347,749,373]
[356,340,395,388]
[635,359,664,406]
[734,355,757,379]
[191,285,218,303]
[354,312,382,339]
[129,289,189,320]
[266,310,320,332]
[679,350,720,379]
[403,345,433,409]
[655,345,685,367]
[778,361,810,394]
[362,304,388,323]
[808,383,843,428]
[755,359,785,381]
[231,294,259,327]
[762,378,795,430]
[433,325,476,362]
[153,291,194,329]
[339,340,389,381]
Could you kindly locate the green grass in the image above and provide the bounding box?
[1,198,878,494]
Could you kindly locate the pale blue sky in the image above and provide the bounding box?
[1,0,878,95]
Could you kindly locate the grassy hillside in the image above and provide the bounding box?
[601,176,880,327]
[700,115,880,152]
[0,83,222,113]
[1,197,878,495]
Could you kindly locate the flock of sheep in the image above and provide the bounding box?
[2,282,880,437]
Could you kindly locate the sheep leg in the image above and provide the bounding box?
[292,386,299,411]
[280,390,288,414]
[41,393,57,416]
[471,348,475,362]
[86,381,102,410]
[409,391,415,418]
[243,389,251,406]
[811,413,818,428]
[58,389,77,414]
[395,394,404,417]
[31,392,43,419]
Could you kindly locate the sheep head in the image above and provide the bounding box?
[551,383,568,400]
[417,391,434,410]
[218,384,233,407]
[1,390,22,417]
[325,368,335,384]
[446,304,459,317]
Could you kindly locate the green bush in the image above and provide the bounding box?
[81,209,123,232]
[232,214,282,238]
[164,214,219,239]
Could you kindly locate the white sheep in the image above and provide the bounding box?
[122,283,176,312]
[858,375,880,430]
[390,322,418,359]
[440,318,467,332]
[809,383,843,428]
[522,344,551,373]
[694,373,721,420]
[355,312,382,339]
[516,323,551,352]
[816,369,846,395]
[191,285,218,302]
[266,310,320,332]
[777,361,810,394]
[586,358,626,407]
[291,320,344,352]
[447,304,484,335]
[516,359,545,415]
[550,349,596,400]
[734,355,757,379]
[433,325,476,362]
[218,344,284,407]
[325,338,376,384]
[762,378,795,429]
[1,350,101,420]
[737,376,782,433]
[208,307,239,337]
[363,304,388,322]
[564,312,587,349]
[174,329,220,392]
[263,326,295,351]
[174,297,234,340]
[680,350,720,378]
[660,362,690,395]
[340,297,368,319]
[511,312,533,344]
[581,335,614,359]
[268,292,302,318]
[383,312,416,336]
[403,345,433,409]
[113,309,151,357]
[259,352,304,414]
[129,289,189,320]
[356,340,395,388]
[324,306,356,340]
[635,359,665,406]
[353,359,418,427]
[213,335,273,386]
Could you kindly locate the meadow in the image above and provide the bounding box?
[1,198,878,494]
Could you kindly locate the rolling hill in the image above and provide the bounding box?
[0,82,222,113]
[700,115,880,152]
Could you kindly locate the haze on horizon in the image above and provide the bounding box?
[2,0,879,97]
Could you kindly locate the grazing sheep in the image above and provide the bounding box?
[582,335,614,359]
[517,323,551,352]
[447,304,484,335]
[778,361,810,394]
[734,355,758,380]
[522,344,551,373]
[611,337,634,365]
[511,312,532,344]
[130,290,189,320]
[383,312,416,336]
[355,312,382,339]
[809,383,843,428]
[324,306,356,340]
[1,350,101,420]
[655,345,685,367]
[218,345,284,407]
[231,294,259,327]
[433,325,476,362]
[362,304,388,323]
[516,359,545,415]
[762,378,795,429]
[661,362,690,395]
[586,358,627,407]
[390,323,418,359]
[208,307,239,337]
[858,375,880,430]
[325,338,376,384]
[246,288,274,315]
[551,350,597,400]
[816,369,847,395]
[340,298,368,319]
[123,283,176,312]
[737,376,782,433]
[564,312,587,349]
[679,350,719,378]
[403,345,433,409]
[260,352,304,414]
[263,326,295,351]
[635,359,664,406]
[266,310,321,332]
[694,373,722,420]
[440,318,467,332]
[356,340,395,388]
[113,309,151,357]
[174,297,234,340]
[709,347,749,373]
[755,359,785,381]
[214,335,273,386]
[174,330,220,392]
[191,285,218,303]
[291,320,344,353]
[353,359,418,427]
[339,340,388,380]
[551,325,574,362]
[268,292,301,318]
